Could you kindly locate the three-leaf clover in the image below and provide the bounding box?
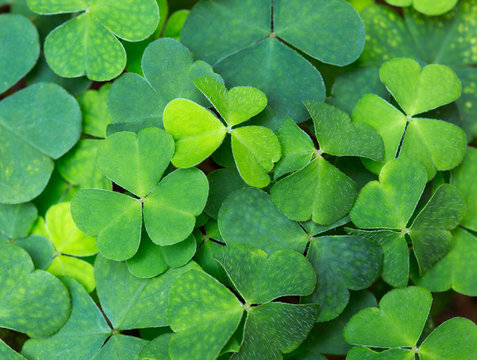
[353,58,466,179]
[163,76,281,188]
[385,0,458,15]
[349,158,465,287]
[27,0,160,80]
[71,127,209,261]
[344,286,477,359]
[167,244,318,360]
[271,101,383,225]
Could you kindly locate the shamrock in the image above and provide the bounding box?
[181,0,365,128]
[163,76,281,188]
[353,58,466,179]
[344,286,477,360]
[167,244,318,360]
[271,101,383,225]
[71,127,209,262]
[349,158,465,286]
[0,339,25,360]
[0,243,71,338]
[385,0,458,15]
[0,83,81,204]
[27,0,160,81]
[0,14,39,94]
[22,257,200,359]
[77,83,112,138]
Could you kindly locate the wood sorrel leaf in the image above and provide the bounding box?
[91,334,147,360]
[347,347,414,360]
[168,270,244,360]
[77,84,112,138]
[214,244,316,304]
[46,255,95,293]
[0,202,37,240]
[385,0,458,16]
[0,339,25,360]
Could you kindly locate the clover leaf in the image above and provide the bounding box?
[271,101,383,225]
[0,243,71,338]
[385,0,458,16]
[108,38,221,130]
[344,286,477,359]
[353,58,466,179]
[181,0,364,128]
[1,339,25,360]
[27,0,160,81]
[163,77,281,188]
[218,188,309,254]
[77,83,112,138]
[71,127,209,261]
[0,14,39,94]
[0,83,81,204]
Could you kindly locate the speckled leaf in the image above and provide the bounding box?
[0,83,81,204]
[140,333,172,360]
[344,287,432,348]
[71,189,142,261]
[305,101,384,161]
[305,236,382,322]
[0,243,71,337]
[350,158,428,229]
[27,0,88,14]
[57,139,111,190]
[97,128,174,198]
[218,188,309,254]
[91,334,148,360]
[143,168,208,245]
[194,76,267,126]
[14,235,54,270]
[47,255,95,293]
[230,126,281,188]
[214,244,316,304]
[0,202,37,239]
[232,303,319,360]
[0,14,39,94]
[271,156,357,225]
[0,339,25,360]
[109,38,221,128]
[273,117,315,179]
[386,0,458,16]
[451,147,477,231]
[409,184,465,273]
[21,277,111,360]
[168,270,244,360]
[347,348,415,360]
[77,84,112,138]
[163,99,227,167]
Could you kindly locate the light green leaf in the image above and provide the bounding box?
[0,202,37,239]
[71,189,142,261]
[214,244,316,304]
[46,255,95,293]
[347,347,415,360]
[194,76,267,127]
[27,0,88,14]
[305,236,382,322]
[350,158,428,229]
[77,84,112,138]
[271,157,357,225]
[163,10,189,40]
[163,99,226,167]
[218,188,309,254]
[0,243,71,337]
[140,333,172,360]
[385,0,458,16]
[0,339,25,360]
[168,270,244,360]
[0,14,39,94]
[230,126,281,188]
[0,83,81,204]
[91,334,147,360]
[97,128,174,198]
[14,235,54,270]
[143,168,208,245]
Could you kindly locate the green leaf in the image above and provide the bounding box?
[77,84,112,138]
[163,10,189,40]
[168,270,244,360]
[385,0,458,16]
[0,14,39,94]
[305,236,382,321]
[91,334,147,360]
[271,157,357,225]
[232,303,319,360]
[409,184,465,273]
[46,255,95,293]
[140,333,172,360]
[194,76,268,127]
[344,287,432,348]
[27,0,88,14]
[350,158,428,229]
[0,243,71,337]
[71,189,142,261]
[379,58,461,116]
[97,128,174,198]
[163,99,226,167]
[143,168,209,245]
[230,126,281,188]
[0,202,37,239]
[347,348,415,360]
[0,339,25,360]
[0,83,81,204]
[109,38,221,128]
[305,101,384,161]
[14,235,54,270]
[451,146,477,231]
[218,188,309,254]
[21,277,111,360]
[214,244,316,304]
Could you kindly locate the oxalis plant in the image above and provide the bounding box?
[0,0,477,359]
